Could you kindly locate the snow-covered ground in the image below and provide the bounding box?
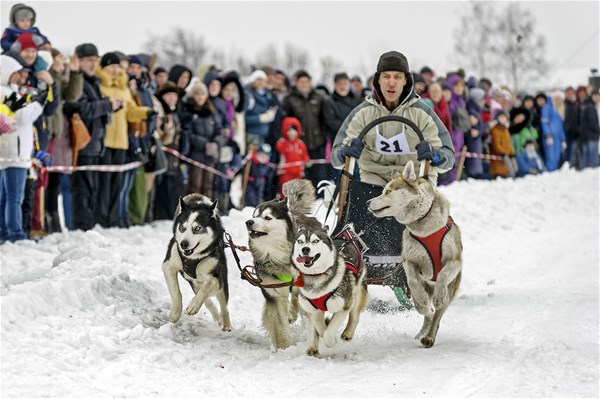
[1,167,598,398]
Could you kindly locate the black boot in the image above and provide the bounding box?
[45,211,62,234]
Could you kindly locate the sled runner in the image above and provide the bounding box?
[328,115,431,308]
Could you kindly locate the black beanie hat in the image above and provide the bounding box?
[294,69,311,80]
[100,52,121,68]
[75,43,99,59]
[376,51,410,74]
[334,72,350,83]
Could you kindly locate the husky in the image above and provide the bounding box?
[291,221,368,356]
[245,179,315,349]
[367,161,462,348]
[162,194,231,331]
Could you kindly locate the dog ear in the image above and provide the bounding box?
[391,169,402,180]
[279,197,289,211]
[178,196,187,212]
[402,161,417,181]
[211,200,219,217]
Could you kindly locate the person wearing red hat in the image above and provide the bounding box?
[276,117,309,198]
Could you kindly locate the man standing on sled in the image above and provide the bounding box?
[331,51,455,185]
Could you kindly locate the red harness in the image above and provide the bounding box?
[293,228,364,312]
[410,216,454,282]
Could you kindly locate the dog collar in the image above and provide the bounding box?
[415,199,435,223]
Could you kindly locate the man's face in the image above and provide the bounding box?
[177,71,190,89]
[127,63,142,79]
[80,56,98,76]
[351,80,362,95]
[378,71,406,104]
[592,93,600,104]
[208,80,221,97]
[16,18,32,30]
[155,72,168,87]
[565,89,576,102]
[20,48,37,65]
[334,78,350,97]
[274,73,286,90]
[295,76,312,94]
[421,72,433,85]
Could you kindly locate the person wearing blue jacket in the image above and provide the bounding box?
[244,70,277,148]
[517,139,546,177]
[535,93,566,172]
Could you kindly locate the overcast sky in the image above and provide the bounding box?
[2,1,598,89]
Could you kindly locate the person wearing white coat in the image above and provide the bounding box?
[0,54,44,242]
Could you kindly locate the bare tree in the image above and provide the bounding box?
[319,55,344,86]
[496,3,548,93]
[282,43,311,76]
[452,1,497,79]
[144,27,209,69]
[255,43,280,69]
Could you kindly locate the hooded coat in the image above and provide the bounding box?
[0,54,43,169]
[1,4,49,52]
[509,107,538,157]
[96,66,150,150]
[275,117,309,176]
[489,121,515,177]
[282,87,325,150]
[538,96,566,171]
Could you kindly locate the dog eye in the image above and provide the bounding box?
[296,239,303,244]
[265,216,272,221]
[385,189,391,195]
[311,239,320,244]
[194,226,202,232]
[179,224,186,232]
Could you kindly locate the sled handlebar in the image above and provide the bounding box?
[356,115,426,142]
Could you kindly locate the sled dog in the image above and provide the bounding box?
[368,161,462,347]
[162,194,231,331]
[291,222,368,356]
[245,179,315,349]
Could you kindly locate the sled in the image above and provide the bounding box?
[329,115,430,308]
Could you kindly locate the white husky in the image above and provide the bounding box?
[368,161,462,347]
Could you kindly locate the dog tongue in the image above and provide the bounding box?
[296,256,313,264]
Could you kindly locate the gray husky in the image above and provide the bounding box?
[368,161,462,348]
[291,222,368,356]
[162,194,231,331]
[245,179,315,349]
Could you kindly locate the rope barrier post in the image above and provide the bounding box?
[239,144,255,209]
[456,145,468,181]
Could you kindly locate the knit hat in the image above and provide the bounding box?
[127,54,142,65]
[469,87,486,102]
[203,70,222,86]
[75,43,99,58]
[14,8,34,22]
[479,77,492,89]
[156,81,180,98]
[294,69,311,80]
[350,75,362,83]
[412,72,424,84]
[100,52,120,68]
[10,4,36,26]
[248,69,267,83]
[187,81,208,97]
[11,32,41,52]
[420,66,434,76]
[153,66,167,75]
[376,51,410,74]
[334,72,349,83]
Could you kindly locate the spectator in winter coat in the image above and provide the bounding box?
[244,69,276,148]
[489,110,517,178]
[563,87,581,168]
[446,75,469,182]
[517,139,545,177]
[220,71,246,152]
[0,54,44,242]
[203,70,230,132]
[276,117,309,198]
[323,72,362,181]
[579,90,600,168]
[45,48,84,233]
[96,52,151,228]
[420,66,435,90]
[509,106,538,158]
[153,82,187,220]
[63,43,118,231]
[2,4,50,52]
[181,81,222,198]
[283,69,327,189]
[465,87,486,178]
[168,64,193,100]
[152,66,168,91]
[331,51,454,185]
[422,82,453,185]
[214,129,242,216]
[244,144,272,208]
[535,93,566,172]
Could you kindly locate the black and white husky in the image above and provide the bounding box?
[245,179,315,349]
[291,223,368,356]
[162,194,231,331]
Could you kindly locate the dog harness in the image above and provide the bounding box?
[293,228,364,312]
[409,216,454,282]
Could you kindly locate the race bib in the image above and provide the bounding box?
[375,126,416,155]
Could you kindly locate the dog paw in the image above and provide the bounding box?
[169,306,182,323]
[341,331,353,341]
[221,325,232,332]
[433,288,449,309]
[323,334,337,348]
[420,336,435,348]
[306,347,319,357]
[185,301,202,316]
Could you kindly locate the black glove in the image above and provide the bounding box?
[338,139,364,162]
[5,92,28,112]
[146,109,158,120]
[415,141,444,166]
